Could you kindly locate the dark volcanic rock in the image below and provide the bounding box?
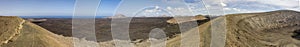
[33,17,207,42]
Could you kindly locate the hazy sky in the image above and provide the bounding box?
[0,0,299,16]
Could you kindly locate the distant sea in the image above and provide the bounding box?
[20,16,108,18]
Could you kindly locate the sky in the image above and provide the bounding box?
[0,0,75,16]
[0,0,299,17]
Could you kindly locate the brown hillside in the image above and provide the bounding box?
[0,16,24,46]
[225,10,300,47]
[0,16,100,47]
[167,10,300,47]
[0,16,72,47]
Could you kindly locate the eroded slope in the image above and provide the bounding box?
[1,21,73,47]
[226,10,300,47]
[0,16,24,46]
[167,10,300,47]
[0,16,109,47]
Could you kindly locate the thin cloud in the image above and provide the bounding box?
[220,0,300,14]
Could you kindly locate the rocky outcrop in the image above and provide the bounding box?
[0,16,24,46]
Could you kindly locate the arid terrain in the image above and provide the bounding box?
[30,17,208,42]
[166,10,300,47]
[1,10,300,47]
[0,16,74,47]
